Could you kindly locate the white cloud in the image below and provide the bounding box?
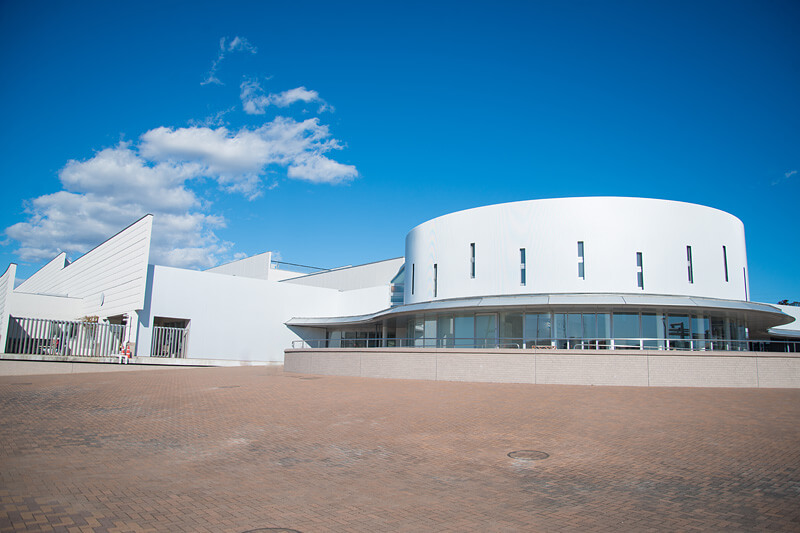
[288,154,358,184]
[240,80,332,115]
[226,36,256,54]
[140,117,355,195]
[5,118,357,268]
[5,146,225,268]
[202,36,257,86]
[771,169,798,186]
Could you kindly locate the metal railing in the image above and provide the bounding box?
[150,326,189,358]
[5,316,126,357]
[291,337,800,352]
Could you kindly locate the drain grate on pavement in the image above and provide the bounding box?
[508,450,549,460]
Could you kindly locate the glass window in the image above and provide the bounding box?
[597,313,611,349]
[581,313,597,348]
[520,248,526,286]
[641,313,665,349]
[411,264,415,295]
[613,312,640,348]
[412,316,425,347]
[437,315,453,348]
[454,315,474,347]
[500,312,523,348]
[524,312,552,347]
[582,314,596,338]
[523,313,536,348]
[475,314,497,348]
[692,315,710,350]
[433,264,438,298]
[328,330,342,348]
[736,321,747,351]
[536,313,553,345]
[636,252,644,289]
[423,316,437,347]
[554,313,567,349]
[710,316,729,350]
[723,246,729,282]
[578,241,585,279]
[668,314,690,350]
[687,246,694,283]
[567,313,582,348]
[470,243,476,278]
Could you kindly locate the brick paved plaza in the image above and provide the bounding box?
[2,364,799,532]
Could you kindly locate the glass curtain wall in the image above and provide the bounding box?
[475,314,498,348]
[614,313,640,348]
[641,313,666,349]
[454,315,474,347]
[437,316,454,347]
[327,310,749,351]
[500,312,523,348]
[668,315,691,350]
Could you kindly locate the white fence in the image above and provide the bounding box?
[4,316,126,357]
[150,326,189,358]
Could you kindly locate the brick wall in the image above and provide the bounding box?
[284,348,800,388]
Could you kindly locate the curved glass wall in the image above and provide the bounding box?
[326,308,749,351]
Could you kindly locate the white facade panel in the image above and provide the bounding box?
[12,215,153,320]
[14,253,68,294]
[0,264,16,353]
[284,258,404,291]
[405,198,749,305]
[206,252,305,281]
[337,285,392,317]
[9,292,82,320]
[137,266,345,362]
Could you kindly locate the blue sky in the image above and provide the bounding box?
[0,0,797,303]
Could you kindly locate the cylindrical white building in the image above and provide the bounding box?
[291,197,791,351]
[404,197,748,304]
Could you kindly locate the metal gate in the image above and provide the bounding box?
[150,326,189,358]
[5,316,126,357]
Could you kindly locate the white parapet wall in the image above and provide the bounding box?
[284,257,404,290]
[284,348,800,388]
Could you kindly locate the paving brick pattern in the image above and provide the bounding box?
[1,367,799,532]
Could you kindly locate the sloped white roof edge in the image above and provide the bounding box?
[286,293,792,329]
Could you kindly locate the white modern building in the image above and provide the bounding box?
[1,197,798,385]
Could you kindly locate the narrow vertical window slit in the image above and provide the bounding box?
[636,252,644,290]
[470,243,476,279]
[433,263,438,298]
[722,245,729,282]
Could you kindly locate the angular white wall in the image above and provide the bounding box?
[14,253,68,294]
[13,215,153,319]
[405,198,749,304]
